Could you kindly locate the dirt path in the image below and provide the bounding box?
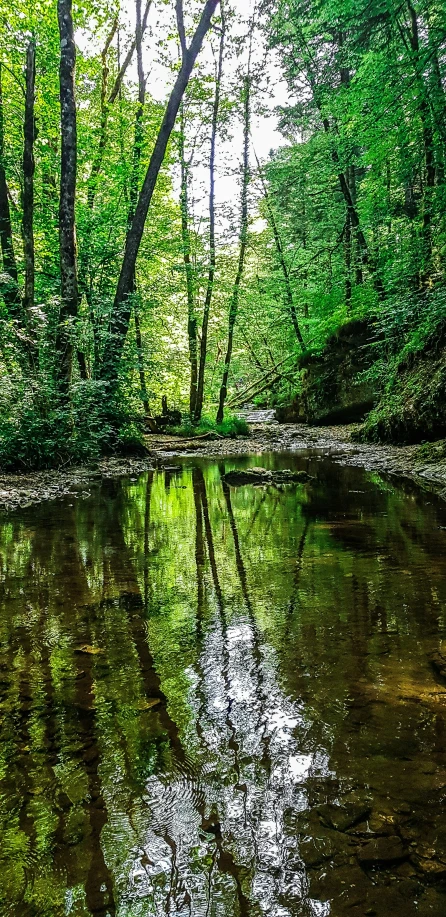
[1,423,446,512]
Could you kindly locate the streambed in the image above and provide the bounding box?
[0,452,446,916]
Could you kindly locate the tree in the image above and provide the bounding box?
[216,11,255,424]
[100,0,221,390]
[194,0,226,421]
[56,0,79,389]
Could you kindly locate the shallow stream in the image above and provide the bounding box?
[1,452,446,916]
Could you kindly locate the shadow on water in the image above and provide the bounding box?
[1,452,446,915]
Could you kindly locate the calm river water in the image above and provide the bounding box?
[1,453,446,916]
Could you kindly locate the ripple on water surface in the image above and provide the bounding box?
[0,453,446,916]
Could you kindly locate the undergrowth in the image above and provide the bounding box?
[0,375,146,470]
[168,414,249,439]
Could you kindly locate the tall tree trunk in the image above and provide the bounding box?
[216,71,252,424]
[195,0,226,422]
[22,42,36,321]
[348,164,363,285]
[100,0,221,389]
[301,176,309,323]
[344,209,352,313]
[0,63,21,319]
[129,0,151,418]
[254,146,305,348]
[398,2,436,283]
[56,0,79,390]
[78,4,152,379]
[179,105,198,416]
[327,124,385,300]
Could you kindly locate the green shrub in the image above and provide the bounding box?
[168,413,249,439]
[0,375,143,470]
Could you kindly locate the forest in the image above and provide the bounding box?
[2,3,446,914]
[0,0,445,467]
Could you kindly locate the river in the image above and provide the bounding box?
[0,451,445,916]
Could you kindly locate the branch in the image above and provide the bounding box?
[108,0,152,103]
[176,0,188,59]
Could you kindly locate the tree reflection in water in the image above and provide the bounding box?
[0,455,446,916]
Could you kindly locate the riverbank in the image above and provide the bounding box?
[2,422,446,512]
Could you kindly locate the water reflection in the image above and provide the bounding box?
[0,455,446,916]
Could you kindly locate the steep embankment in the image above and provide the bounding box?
[278,316,446,446]
[360,320,446,444]
[276,319,379,426]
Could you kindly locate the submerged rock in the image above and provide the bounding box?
[223,467,313,486]
[317,801,372,832]
[358,836,407,867]
[429,651,446,682]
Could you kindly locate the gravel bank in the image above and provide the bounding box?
[1,423,446,512]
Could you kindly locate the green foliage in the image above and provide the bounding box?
[1,0,446,465]
[168,414,249,439]
[0,374,142,469]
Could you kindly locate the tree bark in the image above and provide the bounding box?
[56,0,79,390]
[22,42,36,320]
[100,0,221,388]
[129,0,151,417]
[194,0,226,421]
[344,209,352,313]
[0,63,21,318]
[405,1,436,284]
[179,104,198,416]
[216,71,252,424]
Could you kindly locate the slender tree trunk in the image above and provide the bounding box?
[396,2,436,282]
[332,139,385,299]
[0,63,21,318]
[254,147,305,348]
[86,2,153,213]
[344,209,352,313]
[100,0,221,389]
[216,69,252,424]
[129,0,151,417]
[338,28,353,312]
[22,42,36,320]
[56,0,79,390]
[179,105,198,416]
[195,0,226,421]
[301,177,309,324]
[348,164,363,284]
[429,46,446,185]
[78,4,152,378]
[86,18,118,212]
[78,17,116,372]
[407,1,435,284]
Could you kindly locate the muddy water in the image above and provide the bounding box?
[1,453,446,917]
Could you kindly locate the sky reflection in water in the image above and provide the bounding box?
[0,453,446,916]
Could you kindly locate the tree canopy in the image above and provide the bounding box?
[0,0,445,466]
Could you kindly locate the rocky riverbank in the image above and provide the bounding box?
[2,422,446,511]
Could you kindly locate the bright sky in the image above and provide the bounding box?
[77,0,290,229]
